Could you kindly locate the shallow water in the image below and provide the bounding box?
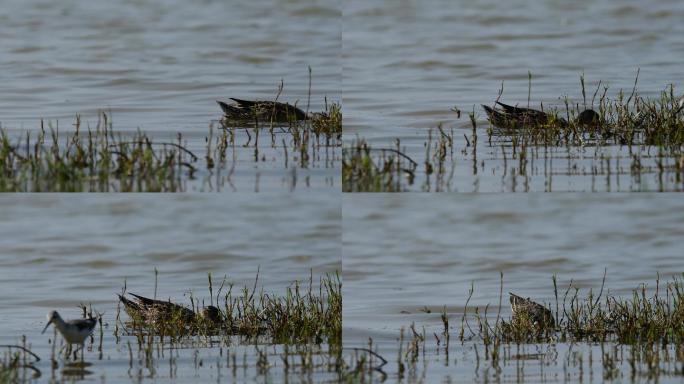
[343,0,684,191]
[0,0,341,191]
[0,194,340,382]
[342,194,684,381]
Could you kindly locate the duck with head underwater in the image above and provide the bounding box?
[482,101,600,129]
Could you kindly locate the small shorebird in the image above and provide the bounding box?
[217,98,308,124]
[509,292,555,328]
[118,293,222,325]
[42,310,97,356]
[482,102,599,129]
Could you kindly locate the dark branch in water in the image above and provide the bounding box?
[0,345,41,362]
[365,148,418,167]
[108,142,198,161]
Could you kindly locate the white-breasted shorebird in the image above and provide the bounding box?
[42,310,97,357]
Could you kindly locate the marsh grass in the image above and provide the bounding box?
[114,272,342,381]
[347,274,684,382]
[342,138,415,192]
[0,95,340,192]
[452,274,684,348]
[342,127,455,192]
[0,114,195,192]
[345,73,684,192]
[117,272,342,347]
[486,74,684,150]
[1,343,41,382]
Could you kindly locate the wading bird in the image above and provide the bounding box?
[42,310,97,359]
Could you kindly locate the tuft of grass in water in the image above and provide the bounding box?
[343,124,455,192]
[0,113,196,192]
[0,101,341,192]
[458,273,684,347]
[0,343,41,381]
[342,138,412,192]
[118,271,342,347]
[486,73,684,150]
[116,271,343,380]
[344,134,456,192]
[310,101,342,139]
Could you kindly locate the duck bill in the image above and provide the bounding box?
[41,320,53,334]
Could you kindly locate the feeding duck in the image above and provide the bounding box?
[217,98,308,125]
[509,292,555,329]
[482,101,599,129]
[118,293,222,325]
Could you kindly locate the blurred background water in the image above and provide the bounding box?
[343,0,684,191]
[0,0,341,191]
[0,194,340,382]
[343,193,684,381]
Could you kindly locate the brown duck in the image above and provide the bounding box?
[483,102,599,129]
[217,98,308,124]
[118,293,222,325]
[509,292,555,328]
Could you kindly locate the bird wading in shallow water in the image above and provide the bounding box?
[509,292,555,329]
[42,310,97,359]
[482,101,599,129]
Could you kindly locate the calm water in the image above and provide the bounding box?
[343,0,684,191]
[343,194,684,381]
[0,194,340,382]
[0,0,341,191]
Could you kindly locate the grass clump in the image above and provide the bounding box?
[343,125,456,192]
[485,73,684,150]
[456,274,684,347]
[310,101,342,139]
[0,344,40,382]
[0,113,196,192]
[117,271,342,347]
[342,139,416,192]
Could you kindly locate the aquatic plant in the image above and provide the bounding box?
[342,125,455,192]
[116,271,342,346]
[0,100,340,192]
[0,343,40,382]
[0,114,195,192]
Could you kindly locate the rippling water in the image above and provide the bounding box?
[343,194,684,381]
[343,0,684,191]
[0,0,341,191]
[0,194,340,381]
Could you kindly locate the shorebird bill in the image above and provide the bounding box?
[41,320,53,334]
